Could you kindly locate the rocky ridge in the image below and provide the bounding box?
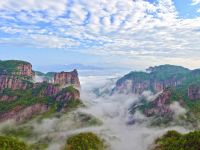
[0,60,81,122]
[118,65,200,125]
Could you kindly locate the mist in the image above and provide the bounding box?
[0,75,190,150]
[79,75,189,150]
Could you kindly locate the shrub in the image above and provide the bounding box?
[64,132,104,150]
[0,136,29,150]
[153,130,200,150]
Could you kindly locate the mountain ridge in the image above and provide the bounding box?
[0,60,81,122]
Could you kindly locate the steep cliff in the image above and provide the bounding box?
[0,60,82,122]
[0,60,34,78]
[188,85,200,100]
[144,89,173,118]
[54,69,80,89]
[115,65,190,94]
[121,65,200,125]
[0,75,33,91]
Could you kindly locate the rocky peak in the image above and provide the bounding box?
[16,63,34,77]
[0,60,34,78]
[54,69,80,89]
[0,60,82,122]
[114,65,190,94]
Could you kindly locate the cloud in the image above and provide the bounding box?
[170,101,187,118]
[0,0,200,68]
[79,75,190,150]
[192,0,200,5]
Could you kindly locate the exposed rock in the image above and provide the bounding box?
[114,65,190,95]
[0,60,81,122]
[0,60,34,78]
[144,90,173,118]
[188,85,200,100]
[0,75,32,91]
[0,95,17,102]
[0,104,48,122]
[115,79,184,94]
[16,63,34,77]
[54,69,80,89]
[55,89,80,102]
[35,83,80,101]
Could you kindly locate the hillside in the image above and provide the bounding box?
[0,60,81,122]
[115,65,200,126]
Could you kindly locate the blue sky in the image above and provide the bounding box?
[0,0,200,71]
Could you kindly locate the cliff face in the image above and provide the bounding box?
[188,85,200,100]
[144,90,173,118]
[0,60,81,123]
[0,104,48,122]
[115,65,190,94]
[0,75,32,91]
[16,63,34,77]
[0,60,34,91]
[115,78,184,95]
[54,69,80,89]
[0,60,34,78]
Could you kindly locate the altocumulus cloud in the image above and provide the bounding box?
[0,0,200,68]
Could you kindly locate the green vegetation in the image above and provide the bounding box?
[45,72,56,78]
[0,60,31,75]
[153,130,200,150]
[0,82,81,115]
[123,65,200,125]
[64,98,83,110]
[0,82,50,114]
[0,136,29,150]
[63,86,77,93]
[118,65,190,86]
[148,65,190,81]
[117,71,149,85]
[74,112,102,126]
[29,136,51,150]
[64,132,105,150]
[1,126,34,138]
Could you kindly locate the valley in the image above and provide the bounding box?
[1,61,200,150]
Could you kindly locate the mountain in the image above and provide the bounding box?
[0,60,81,122]
[114,64,190,94]
[115,65,200,126]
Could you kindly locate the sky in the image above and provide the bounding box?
[0,0,200,71]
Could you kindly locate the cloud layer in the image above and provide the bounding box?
[0,0,200,68]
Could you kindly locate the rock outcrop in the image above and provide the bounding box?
[15,63,34,77]
[0,75,32,91]
[115,78,184,95]
[114,65,190,94]
[144,90,173,117]
[0,60,81,123]
[0,60,34,78]
[188,85,200,100]
[54,69,80,89]
[0,104,48,122]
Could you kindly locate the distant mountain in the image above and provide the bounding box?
[34,64,103,72]
[65,64,103,70]
[34,64,130,76]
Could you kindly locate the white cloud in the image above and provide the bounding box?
[0,0,67,17]
[0,0,200,68]
[170,102,187,118]
[192,0,200,5]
